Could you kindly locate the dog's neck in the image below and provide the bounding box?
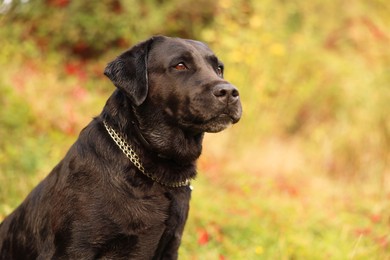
[128,109,156,153]
[129,110,187,161]
[102,90,204,165]
[132,106,204,164]
[102,120,192,187]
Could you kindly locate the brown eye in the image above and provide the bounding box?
[217,66,223,77]
[174,63,188,71]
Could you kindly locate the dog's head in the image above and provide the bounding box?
[104,36,242,134]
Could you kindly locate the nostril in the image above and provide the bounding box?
[213,87,227,97]
[232,89,239,97]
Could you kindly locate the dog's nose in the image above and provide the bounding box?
[213,84,239,104]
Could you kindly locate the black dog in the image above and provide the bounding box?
[0,36,242,259]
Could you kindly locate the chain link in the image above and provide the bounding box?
[103,121,190,188]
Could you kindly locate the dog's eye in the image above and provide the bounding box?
[174,63,188,71]
[216,66,223,77]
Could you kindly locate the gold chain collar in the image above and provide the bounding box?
[103,121,191,188]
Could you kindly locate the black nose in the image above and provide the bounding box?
[212,84,239,104]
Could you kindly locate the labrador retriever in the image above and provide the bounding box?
[0,35,242,259]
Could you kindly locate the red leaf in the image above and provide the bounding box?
[197,229,209,245]
[64,62,87,81]
[47,0,70,8]
[376,236,389,248]
[65,63,79,76]
[354,228,371,237]
[370,214,381,224]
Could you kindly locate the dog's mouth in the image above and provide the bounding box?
[203,113,237,133]
[179,113,240,134]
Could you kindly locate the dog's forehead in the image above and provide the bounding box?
[183,39,213,52]
[151,37,216,60]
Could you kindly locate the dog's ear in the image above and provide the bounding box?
[104,37,155,106]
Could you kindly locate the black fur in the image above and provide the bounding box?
[0,35,242,259]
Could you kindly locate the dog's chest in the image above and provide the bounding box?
[165,187,191,226]
[151,186,191,257]
[114,184,192,232]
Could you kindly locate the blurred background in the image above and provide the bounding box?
[0,0,389,258]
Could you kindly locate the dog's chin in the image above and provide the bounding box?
[181,114,236,134]
[203,121,232,133]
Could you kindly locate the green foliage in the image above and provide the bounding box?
[0,83,39,209]
[180,172,390,259]
[1,0,216,59]
[0,0,389,258]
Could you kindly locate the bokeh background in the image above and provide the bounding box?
[0,0,389,258]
